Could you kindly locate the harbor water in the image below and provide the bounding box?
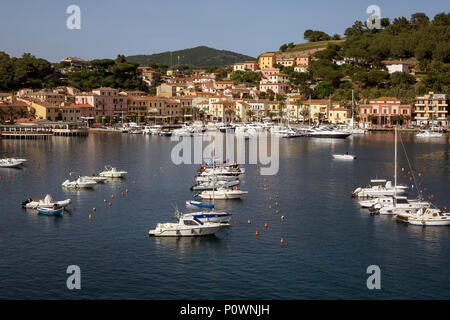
[0,132,449,299]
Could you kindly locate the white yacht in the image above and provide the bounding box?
[307,127,351,139]
[191,179,240,191]
[0,158,27,168]
[416,130,443,138]
[149,215,226,237]
[99,165,127,178]
[359,196,394,209]
[198,187,248,200]
[376,196,431,215]
[408,208,450,226]
[142,125,162,135]
[333,154,356,160]
[352,180,407,198]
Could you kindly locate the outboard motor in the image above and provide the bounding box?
[21,198,32,207]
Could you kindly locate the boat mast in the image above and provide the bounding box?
[351,90,354,129]
[394,126,397,206]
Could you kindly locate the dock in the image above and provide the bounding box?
[0,123,89,139]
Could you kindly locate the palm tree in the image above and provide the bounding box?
[300,108,310,124]
[224,108,235,124]
[246,109,254,122]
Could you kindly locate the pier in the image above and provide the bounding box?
[0,122,89,139]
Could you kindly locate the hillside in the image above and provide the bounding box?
[126,46,255,67]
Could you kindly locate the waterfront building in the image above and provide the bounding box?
[359,97,412,126]
[75,87,127,119]
[328,107,352,124]
[414,92,448,126]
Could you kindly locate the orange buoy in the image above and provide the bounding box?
[111,194,114,199]
[121,192,124,197]
[444,206,447,212]
[280,238,284,244]
[108,202,112,207]
[117,186,120,190]
[275,210,279,214]
[418,173,422,177]
[264,223,268,229]
[255,231,259,237]
[268,205,272,209]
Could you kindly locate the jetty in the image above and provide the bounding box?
[0,122,89,139]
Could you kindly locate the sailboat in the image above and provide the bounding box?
[348,90,366,134]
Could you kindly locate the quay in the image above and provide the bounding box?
[0,122,89,139]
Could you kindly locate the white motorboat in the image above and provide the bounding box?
[198,187,248,200]
[191,179,240,191]
[0,158,27,168]
[81,175,108,183]
[142,125,162,135]
[359,196,394,209]
[270,125,296,136]
[149,214,226,237]
[176,208,231,224]
[99,165,127,178]
[376,196,431,215]
[408,208,450,226]
[62,176,97,188]
[333,154,356,160]
[22,194,71,209]
[195,175,241,183]
[416,130,443,138]
[307,128,351,139]
[352,179,407,198]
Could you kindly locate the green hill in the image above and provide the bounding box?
[126,46,255,67]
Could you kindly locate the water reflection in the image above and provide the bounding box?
[154,234,222,255]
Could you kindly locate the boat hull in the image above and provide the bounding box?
[149,226,222,237]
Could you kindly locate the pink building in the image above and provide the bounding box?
[261,67,280,79]
[244,61,259,71]
[75,87,127,118]
[259,82,290,94]
[295,56,311,66]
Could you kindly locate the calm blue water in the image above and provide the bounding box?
[0,131,449,299]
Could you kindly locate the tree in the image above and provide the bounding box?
[300,108,310,123]
[304,29,331,42]
[246,109,254,122]
[279,44,288,52]
[410,13,429,27]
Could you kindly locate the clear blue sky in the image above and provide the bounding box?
[0,0,447,62]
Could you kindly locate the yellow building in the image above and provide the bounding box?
[210,101,235,121]
[23,99,60,121]
[258,53,275,69]
[328,108,351,124]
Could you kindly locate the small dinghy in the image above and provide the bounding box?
[333,153,356,160]
[37,205,64,216]
[22,194,71,209]
[186,200,215,209]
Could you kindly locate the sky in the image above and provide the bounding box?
[0,0,447,62]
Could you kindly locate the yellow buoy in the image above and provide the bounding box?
[108,202,112,207]
[89,214,92,219]
[126,189,129,193]
[248,219,251,224]
[104,199,107,203]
